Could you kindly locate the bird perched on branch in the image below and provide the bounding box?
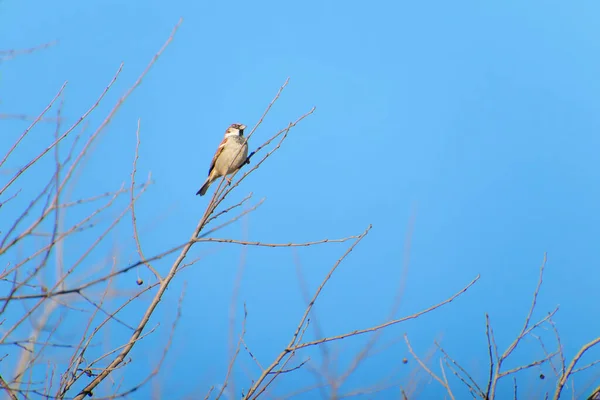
[196,123,249,196]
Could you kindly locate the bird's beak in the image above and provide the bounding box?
[239,124,247,131]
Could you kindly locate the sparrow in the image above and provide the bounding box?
[196,123,249,196]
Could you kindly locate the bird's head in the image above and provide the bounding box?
[225,123,247,137]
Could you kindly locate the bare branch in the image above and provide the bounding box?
[0,374,18,400]
[0,40,57,61]
[436,342,485,397]
[130,119,161,281]
[242,225,372,400]
[195,235,360,248]
[217,303,248,400]
[294,275,479,350]
[555,336,600,400]
[0,82,67,170]
[197,198,264,239]
[404,335,455,400]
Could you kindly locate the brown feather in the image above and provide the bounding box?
[208,137,228,175]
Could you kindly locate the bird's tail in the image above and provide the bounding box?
[196,178,212,196]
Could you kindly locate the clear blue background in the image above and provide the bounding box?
[2,0,600,398]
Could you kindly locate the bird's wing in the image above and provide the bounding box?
[208,137,228,175]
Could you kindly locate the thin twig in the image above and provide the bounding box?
[195,236,359,247]
[0,40,57,61]
[243,226,372,400]
[404,335,455,400]
[0,374,18,400]
[294,275,479,350]
[197,199,265,239]
[217,303,248,400]
[0,82,67,170]
[130,119,162,281]
[555,336,600,400]
[436,342,485,397]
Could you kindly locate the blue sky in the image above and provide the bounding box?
[2,0,600,398]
